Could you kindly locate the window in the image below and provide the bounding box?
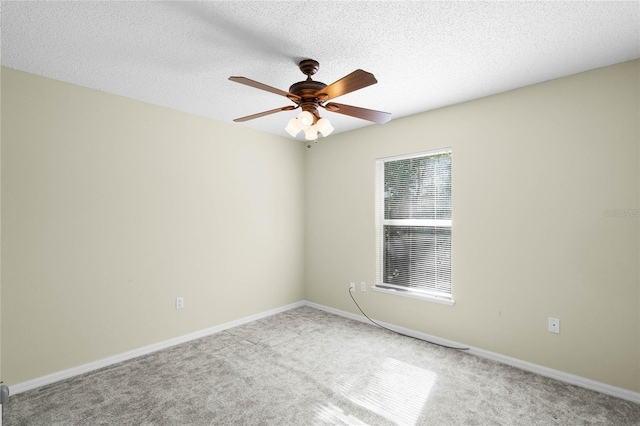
[375,149,453,305]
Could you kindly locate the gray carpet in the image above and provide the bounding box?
[4,306,640,425]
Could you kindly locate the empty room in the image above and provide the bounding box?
[1,1,639,425]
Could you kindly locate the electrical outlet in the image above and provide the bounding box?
[361,282,367,292]
[349,282,355,291]
[176,297,184,310]
[548,317,560,333]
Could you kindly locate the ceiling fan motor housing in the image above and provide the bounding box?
[288,59,331,119]
[289,79,327,119]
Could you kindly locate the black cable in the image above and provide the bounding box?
[349,287,469,351]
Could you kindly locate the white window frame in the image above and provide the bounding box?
[374,148,454,306]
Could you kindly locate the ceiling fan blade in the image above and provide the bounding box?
[233,105,297,122]
[324,102,391,124]
[314,69,378,101]
[229,76,301,102]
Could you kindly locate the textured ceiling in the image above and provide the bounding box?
[1,1,639,141]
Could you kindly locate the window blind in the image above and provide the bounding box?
[376,150,452,297]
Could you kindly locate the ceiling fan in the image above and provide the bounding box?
[229,59,391,142]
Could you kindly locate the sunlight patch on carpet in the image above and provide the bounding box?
[333,357,437,425]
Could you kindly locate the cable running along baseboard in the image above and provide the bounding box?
[348,288,469,351]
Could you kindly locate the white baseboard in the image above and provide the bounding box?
[9,301,305,395]
[304,300,640,404]
[9,299,640,405]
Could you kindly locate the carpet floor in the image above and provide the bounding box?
[4,306,640,425]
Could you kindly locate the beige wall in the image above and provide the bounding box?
[1,60,638,394]
[305,60,640,392]
[1,68,306,386]
[0,66,3,384]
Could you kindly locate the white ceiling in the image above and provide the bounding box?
[1,1,639,141]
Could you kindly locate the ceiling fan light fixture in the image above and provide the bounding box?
[285,111,333,141]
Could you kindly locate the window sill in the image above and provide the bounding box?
[372,285,455,306]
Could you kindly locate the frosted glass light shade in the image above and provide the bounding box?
[298,111,314,128]
[284,118,301,137]
[304,127,318,140]
[315,117,334,137]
